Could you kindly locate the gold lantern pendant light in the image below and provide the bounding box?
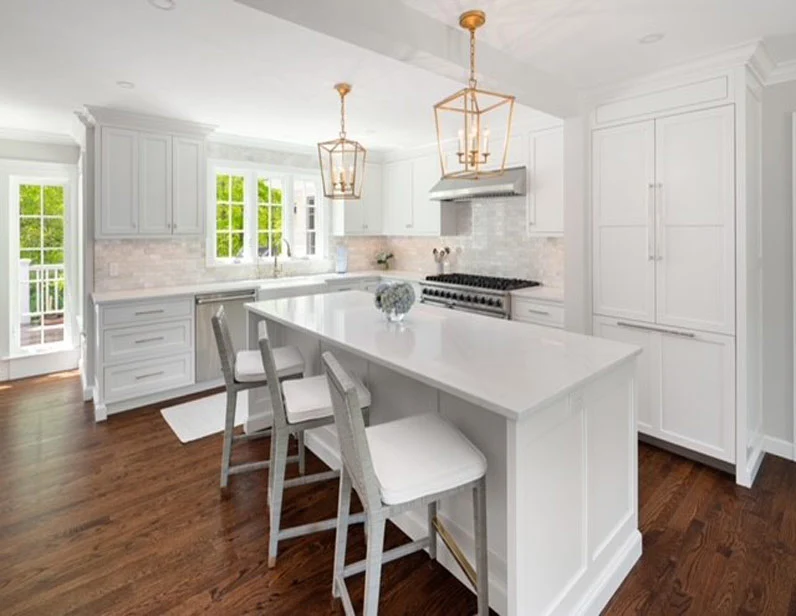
[434,10,515,180]
[318,83,367,200]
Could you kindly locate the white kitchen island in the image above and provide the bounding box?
[245,291,641,616]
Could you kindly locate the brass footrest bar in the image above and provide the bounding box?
[433,515,477,588]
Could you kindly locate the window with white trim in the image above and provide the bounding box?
[210,163,324,264]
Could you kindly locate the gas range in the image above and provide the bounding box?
[419,273,541,319]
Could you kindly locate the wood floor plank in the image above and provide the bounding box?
[3,371,796,615]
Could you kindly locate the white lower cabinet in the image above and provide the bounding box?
[593,316,735,463]
[511,297,565,328]
[104,353,193,403]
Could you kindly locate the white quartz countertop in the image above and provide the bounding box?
[90,270,427,304]
[246,291,639,420]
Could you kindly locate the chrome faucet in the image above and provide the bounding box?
[272,238,292,277]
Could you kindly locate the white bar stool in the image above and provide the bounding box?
[322,351,489,616]
[258,325,372,568]
[211,307,305,488]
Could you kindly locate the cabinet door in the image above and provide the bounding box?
[658,329,735,463]
[361,162,383,234]
[138,132,172,235]
[528,127,563,236]
[592,121,656,322]
[172,137,204,235]
[382,160,413,235]
[592,317,657,435]
[100,127,139,236]
[654,106,735,334]
[411,154,441,236]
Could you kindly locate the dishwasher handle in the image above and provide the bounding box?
[195,291,257,305]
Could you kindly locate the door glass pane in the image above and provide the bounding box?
[17,182,66,349]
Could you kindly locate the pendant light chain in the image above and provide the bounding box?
[339,90,347,139]
[468,27,477,89]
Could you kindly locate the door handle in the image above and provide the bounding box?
[616,320,695,338]
[647,183,655,261]
[655,183,664,261]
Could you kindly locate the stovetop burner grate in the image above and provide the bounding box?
[424,273,541,291]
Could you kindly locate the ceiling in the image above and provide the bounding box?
[400,0,796,89]
[0,0,547,150]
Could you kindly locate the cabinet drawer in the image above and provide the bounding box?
[102,297,192,326]
[512,299,565,328]
[103,319,192,364]
[103,353,193,403]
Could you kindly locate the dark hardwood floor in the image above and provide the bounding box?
[2,372,796,615]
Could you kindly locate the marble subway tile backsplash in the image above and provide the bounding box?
[95,198,563,291]
[94,238,333,292]
[341,197,564,287]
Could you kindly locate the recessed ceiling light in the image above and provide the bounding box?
[116,81,135,89]
[147,0,175,10]
[639,33,665,45]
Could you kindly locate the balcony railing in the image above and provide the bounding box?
[19,261,65,347]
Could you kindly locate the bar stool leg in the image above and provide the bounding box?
[219,389,237,488]
[268,429,289,568]
[332,469,353,598]
[362,514,386,616]
[474,475,489,616]
[297,431,307,476]
[427,501,438,561]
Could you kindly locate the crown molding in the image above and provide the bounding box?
[748,41,776,85]
[83,106,217,137]
[0,127,78,147]
[768,59,796,86]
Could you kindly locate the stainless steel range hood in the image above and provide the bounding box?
[428,166,527,202]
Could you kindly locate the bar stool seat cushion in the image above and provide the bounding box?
[234,346,304,383]
[282,374,371,424]
[365,413,487,505]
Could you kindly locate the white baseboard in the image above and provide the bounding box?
[6,348,79,380]
[763,435,795,461]
[574,530,642,616]
[0,359,9,381]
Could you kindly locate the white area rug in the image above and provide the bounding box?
[160,392,248,444]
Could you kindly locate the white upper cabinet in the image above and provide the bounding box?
[592,120,656,323]
[138,132,172,236]
[332,162,382,236]
[92,108,212,239]
[654,106,735,334]
[100,127,139,236]
[527,127,563,237]
[172,137,204,235]
[383,159,413,234]
[410,154,441,236]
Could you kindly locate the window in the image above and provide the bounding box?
[257,176,283,257]
[15,181,68,349]
[290,179,319,257]
[215,173,245,259]
[209,163,324,264]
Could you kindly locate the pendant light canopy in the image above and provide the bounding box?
[318,83,366,200]
[434,10,515,180]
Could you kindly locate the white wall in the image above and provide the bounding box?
[762,81,796,446]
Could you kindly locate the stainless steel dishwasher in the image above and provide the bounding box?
[195,289,256,383]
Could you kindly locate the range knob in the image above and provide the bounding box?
[487,298,496,306]
[495,299,503,308]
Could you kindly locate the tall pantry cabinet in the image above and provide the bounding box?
[590,66,764,486]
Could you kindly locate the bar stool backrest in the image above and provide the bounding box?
[322,351,382,512]
[257,322,289,430]
[211,306,237,388]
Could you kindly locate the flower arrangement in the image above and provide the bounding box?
[374,281,415,322]
[375,251,394,270]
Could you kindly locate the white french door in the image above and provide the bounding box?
[10,177,71,353]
